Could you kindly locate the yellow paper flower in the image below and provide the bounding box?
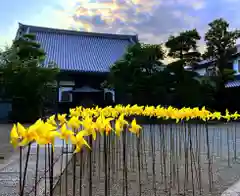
[35,123,60,151]
[232,111,240,120]
[224,109,231,122]
[68,116,81,130]
[18,122,40,146]
[46,115,57,126]
[81,115,97,140]
[129,118,142,136]
[115,120,123,137]
[10,104,240,151]
[70,130,91,153]
[69,108,80,117]
[10,124,19,148]
[58,114,67,126]
[59,124,74,144]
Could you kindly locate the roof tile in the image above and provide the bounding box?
[17,23,137,72]
[225,80,240,88]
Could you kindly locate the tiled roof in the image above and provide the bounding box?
[225,80,240,88]
[16,23,138,72]
[192,59,214,70]
[198,59,213,65]
[195,45,240,69]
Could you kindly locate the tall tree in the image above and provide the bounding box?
[204,18,240,79]
[0,34,59,122]
[165,29,202,66]
[105,43,170,105]
[204,18,240,111]
[165,29,211,107]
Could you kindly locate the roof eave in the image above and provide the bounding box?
[19,23,138,42]
[59,69,109,75]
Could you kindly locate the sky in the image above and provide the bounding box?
[1,0,240,59]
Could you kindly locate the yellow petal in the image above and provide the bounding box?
[10,124,18,139]
[17,123,27,137]
[10,139,18,148]
[70,135,77,144]
[73,146,81,154]
[76,130,89,139]
[19,138,30,146]
[36,138,48,145]
[82,138,91,150]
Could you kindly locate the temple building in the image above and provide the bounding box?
[15,23,138,112]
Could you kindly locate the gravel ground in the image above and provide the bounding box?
[0,124,15,163]
[53,151,240,196]
[52,123,240,196]
[2,123,240,196]
[0,124,32,164]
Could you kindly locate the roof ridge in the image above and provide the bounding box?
[18,23,138,41]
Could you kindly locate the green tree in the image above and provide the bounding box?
[164,60,208,107]
[0,34,59,122]
[204,18,239,85]
[204,18,240,76]
[106,43,170,105]
[165,29,202,66]
[165,29,212,107]
[204,18,240,110]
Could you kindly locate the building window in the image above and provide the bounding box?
[238,60,240,73]
[196,68,206,76]
[206,66,220,76]
[233,59,240,74]
[104,89,115,102]
[61,91,72,102]
[59,87,73,102]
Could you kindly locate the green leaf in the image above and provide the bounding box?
[0,33,59,121]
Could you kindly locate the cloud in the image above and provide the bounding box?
[0,0,207,53]
[54,0,206,45]
[2,0,240,55]
[69,0,162,32]
[174,0,205,10]
[55,0,205,63]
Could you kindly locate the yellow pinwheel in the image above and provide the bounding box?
[129,118,142,137]
[18,122,40,146]
[10,124,20,148]
[70,130,91,153]
[68,116,81,130]
[35,122,60,151]
[59,124,74,144]
[58,114,67,126]
[115,119,123,137]
[46,115,57,127]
